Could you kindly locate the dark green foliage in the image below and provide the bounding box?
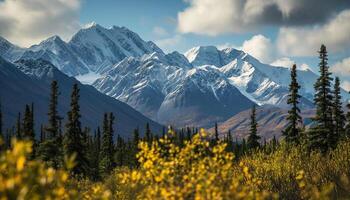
[308,45,334,153]
[115,134,125,166]
[333,77,345,140]
[86,127,101,180]
[247,105,260,149]
[130,128,140,167]
[99,113,115,176]
[16,112,21,139]
[226,130,233,152]
[346,92,350,138]
[22,104,36,158]
[46,81,60,138]
[214,122,219,142]
[63,84,89,175]
[37,81,63,168]
[0,102,3,150]
[283,64,302,144]
[186,127,192,141]
[22,104,35,140]
[145,122,152,143]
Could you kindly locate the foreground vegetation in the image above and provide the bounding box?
[1,129,350,199]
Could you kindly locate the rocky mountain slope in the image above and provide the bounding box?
[0,56,162,137]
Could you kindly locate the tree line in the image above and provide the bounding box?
[245,44,350,153]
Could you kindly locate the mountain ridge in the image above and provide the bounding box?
[1,23,348,129]
[0,56,162,137]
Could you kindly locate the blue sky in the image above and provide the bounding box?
[0,0,350,89]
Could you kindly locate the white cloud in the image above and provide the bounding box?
[299,63,312,71]
[177,0,350,36]
[152,26,169,37]
[0,0,81,47]
[271,57,294,68]
[341,81,350,92]
[331,57,350,77]
[271,57,312,71]
[215,35,275,63]
[216,43,240,50]
[241,35,274,63]
[277,10,350,56]
[155,35,183,52]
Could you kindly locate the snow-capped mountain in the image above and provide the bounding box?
[185,46,349,106]
[1,24,348,128]
[0,56,162,136]
[0,36,25,61]
[93,51,255,127]
[93,45,318,128]
[0,23,162,77]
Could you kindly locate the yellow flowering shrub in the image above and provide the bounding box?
[240,140,350,199]
[0,139,77,199]
[119,129,274,200]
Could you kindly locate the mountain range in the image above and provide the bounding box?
[0,57,162,137]
[1,23,349,137]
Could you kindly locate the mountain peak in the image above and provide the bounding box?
[83,21,98,29]
[185,45,222,67]
[45,35,64,43]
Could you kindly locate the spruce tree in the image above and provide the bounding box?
[63,84,88,175]
[214,122,219,142]
[16,112,21,139]
[90,127,101,180]
[283,64,302,144]
[115,134,125,166]
[247,105,260,149]
[346,95,350,138]
[22,104,35,152]
[131,128,140,166]
[308,45,334,153]
[226,130,233,152]
[145,122,152,143]
[99,113,114,176]
[0,102,3,150]
[37,81,63,168]
[333,77,345,140]
[46,81,60,138]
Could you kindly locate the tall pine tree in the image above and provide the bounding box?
[99,113,115,176]
[0,102,3,150]
[214,122,219,142]
[247,105,260,149]
[37,80,63,168]
[145,122,152,143]
[16,112,22,139]
[346,94,350,138]
[22,104,35,142]
[63,84,88,175]
[46,81,60,138]
[333,77,345,140]
[308,45,334,153]
[283,64,302,144]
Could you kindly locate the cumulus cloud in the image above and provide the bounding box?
[331,57,350,77]
[277,10,350,56]
[241,35,274,63]
[177,0,350,35]
[0,0,81,47]
[271,57,311,71]
[341,81,350,92]
[270,57,295,68]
